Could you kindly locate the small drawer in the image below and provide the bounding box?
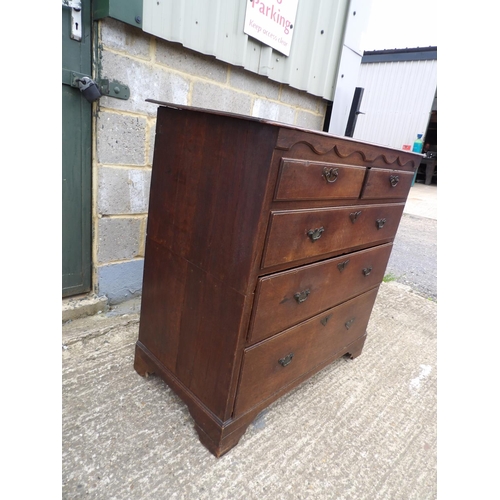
[234,287,379,416]
[261,203,405,269]
[361,168,415,200]
[249,243,392,344]
[274,158,366,201]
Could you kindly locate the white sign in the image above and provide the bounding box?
[244,0,299,57]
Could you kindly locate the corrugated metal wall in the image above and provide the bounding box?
[142,0,350,100]
[352,59,437,149]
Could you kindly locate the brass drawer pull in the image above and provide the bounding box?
[294,289,310,303]
[337,260,350,272]
[376,218,386,229]
[321,314,333,326]
[307,227,324,242]
[350,211,362,223]
[323,167,339,183]
[362,267,372,276]
[389,175,400,187]
[279,353,294,367]
[345,318,355,330]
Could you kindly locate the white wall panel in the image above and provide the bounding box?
[328,0,373,135]
[352,59,437,149]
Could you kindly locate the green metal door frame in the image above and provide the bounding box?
[62,0,93,297]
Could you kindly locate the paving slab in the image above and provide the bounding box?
[404,182,437,220]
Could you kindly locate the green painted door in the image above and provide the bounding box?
[62,0,92,297]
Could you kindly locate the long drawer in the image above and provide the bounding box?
[261,203,404,269]
[234,287,379,416]
[248,243,392,344]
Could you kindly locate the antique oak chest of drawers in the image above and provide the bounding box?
[134,101,422,457]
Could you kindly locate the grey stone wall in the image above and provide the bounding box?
[94,18,328,304]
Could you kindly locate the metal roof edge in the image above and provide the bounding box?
[361,46,437,63]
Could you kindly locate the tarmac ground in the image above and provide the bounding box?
[62,182,438,499]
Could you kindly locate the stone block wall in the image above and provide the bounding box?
[94,17,328,304]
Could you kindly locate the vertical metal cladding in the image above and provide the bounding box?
[142,0,349,100]
[353,58,437,149]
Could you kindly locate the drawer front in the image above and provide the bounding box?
[361,168,415,200]
[234,287,379,416]
[262,203,404,269]
[249,243,392,344]
[274,158,366,201]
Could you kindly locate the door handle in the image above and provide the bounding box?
[62,0,82,41]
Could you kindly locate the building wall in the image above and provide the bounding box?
[94,18,328,304]
[352,58,437,150]
[142,0,350,101]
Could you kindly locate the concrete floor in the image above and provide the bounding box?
[404,182,437,220]
[62,283,436,500]
[62,183,438,499]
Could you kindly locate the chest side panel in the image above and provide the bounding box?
[147,106,278,294]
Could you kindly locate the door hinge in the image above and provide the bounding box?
[62,0,82,41]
